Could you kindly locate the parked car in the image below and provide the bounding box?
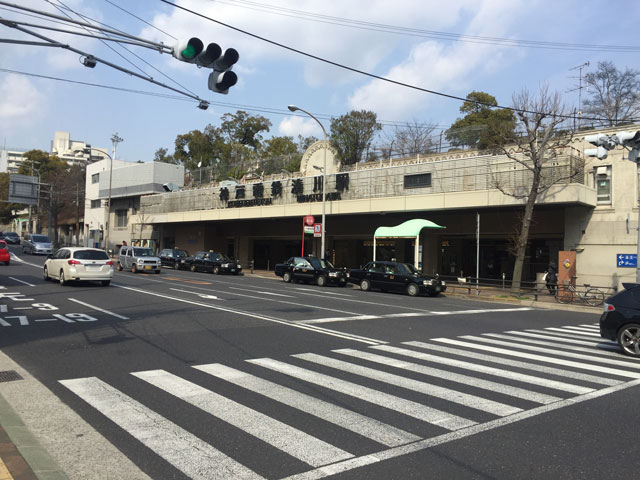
[275,256,347,287]
[600,282,640,357]
[159,248,189,269]
[22,233,53,255]
[0,240,10,265]
[180,251,242,274]
[347,260,446,297]
[43,247,114,286]
[3,232,20,245]
[117,246,161,274]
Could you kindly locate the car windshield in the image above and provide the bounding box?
[309,258,335,269]
[5,232,18,237]
[74,250,109,260]
[133,248,155,257]
[175,250,188,257]
[33,235,50,243]
[401,263,421,275]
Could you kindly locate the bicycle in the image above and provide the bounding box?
[555,283,605,307]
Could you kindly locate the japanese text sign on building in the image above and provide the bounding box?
[617,254,637,268]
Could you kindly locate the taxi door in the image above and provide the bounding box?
[293,258,314,282]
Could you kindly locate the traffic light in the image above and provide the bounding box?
[172,38,204,63]
[585,134,617,159]
[208,48,239,94]
[614,131,640,162]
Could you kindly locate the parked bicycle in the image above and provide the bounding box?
[555,284,605,306]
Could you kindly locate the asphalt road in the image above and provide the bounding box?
[1,246,638,480]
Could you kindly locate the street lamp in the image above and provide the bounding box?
[288,104,328,260]
[79,146,114,253]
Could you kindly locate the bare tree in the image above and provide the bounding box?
[584,61,640,126]
[491,86,580,293]
[386,120,437,158]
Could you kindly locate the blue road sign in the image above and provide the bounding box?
[617,254,637,268]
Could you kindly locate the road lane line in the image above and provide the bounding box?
[247,358,476,431]
[59,377,261,480]
[404,341,620,386]
[294,353,522,417]
[435,338,640,378]
[68,298,129,320]
[292,287,353,297]
[8,277,35,286]
[335,348,569,401]
[194,363,420,447]
[281,379,640,480]
[113,284,385,345]
[132,369,352,467]
[462,335,640,369]
[298,315,380,324]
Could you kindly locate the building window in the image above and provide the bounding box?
[115,209,128,228]
[404,173,432,189]
[90,199,101,208]
[91,173,99,184]
[595,166,611,205]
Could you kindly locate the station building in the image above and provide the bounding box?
[127,125,636,290]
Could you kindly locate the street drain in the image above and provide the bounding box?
[0,370,23,383]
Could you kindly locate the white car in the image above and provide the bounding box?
[44,247,114,286]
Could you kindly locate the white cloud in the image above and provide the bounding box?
[278,115,323,138]
[0,75,47,124]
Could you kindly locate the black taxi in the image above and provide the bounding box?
[274,256,347,287]
[347,260,446,297]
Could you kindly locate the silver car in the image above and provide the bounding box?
[22,233,53,255]
[117,246,161,274]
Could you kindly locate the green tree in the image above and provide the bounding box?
[0,173,21,224]
[260,136,302,175]
[584,61,640,126]
[329,110,381,165]
[153,148,177,164]
[445,91,516,150]
[220,110,272,150]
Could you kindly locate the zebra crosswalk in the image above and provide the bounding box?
[59,323,640,480]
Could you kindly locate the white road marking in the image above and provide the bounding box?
[68,298,129,320]
[282,379,640,480]
[194,363,420,447]
[558,325,601,334]
[294,353,522,417]
[114,284,385,345]
[298,315,380,324]
[132,369,352,467]
[335,348,570,401]
[427,308,534,316]
[59,377,261,480]
[8,277,35,286]
[248,358,476,431]
[405,341,620,386]
[543,327,600,337]
[435,338,640,378]
[508,330,616,347]
[461,335,640,370]
[524,329,605,343]
[293,287,353,297]
[255,291,294,297]
[483,333,620,354]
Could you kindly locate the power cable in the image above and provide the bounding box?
[103,0,176,40]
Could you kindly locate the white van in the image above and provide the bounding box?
[117,246,161,274]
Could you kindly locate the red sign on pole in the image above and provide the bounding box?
[313,223,322,237]
[304,215,315,226]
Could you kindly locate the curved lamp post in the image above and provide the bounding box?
[287,105,328,260]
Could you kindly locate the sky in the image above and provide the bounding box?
[0,0,639,163]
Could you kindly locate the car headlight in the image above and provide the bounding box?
[423,279,433,286]
[237,264,242,268]
[222,263,231,268]
[441,280,446,286]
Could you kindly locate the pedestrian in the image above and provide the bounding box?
[545,262,557,295]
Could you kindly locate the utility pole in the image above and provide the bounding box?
[104,132,123,254]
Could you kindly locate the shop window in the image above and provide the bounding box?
[595,166,611,205]
[90,199,101,208]
[91,173,99,184]
[116,209,128,228]
[404,173,431,189]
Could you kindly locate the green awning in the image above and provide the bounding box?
[374,219,445,238]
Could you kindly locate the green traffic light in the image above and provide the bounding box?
[181,44,197,59]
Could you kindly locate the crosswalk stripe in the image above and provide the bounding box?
[405,341,621,386]
[434,338,640,378]
[132,369,353,467]
[543,327,600,337]
[194,363,420,447]
[483,333,620,355]
[372,345,593,396]
[333,348,567,402]
[524,329,607,343]
[562,325,600,333]
[294,353,522,417]
[59,377,262,480]
[247,358,476,431]
[578,324,600,330]
[461,335,640,370]
[507,330,616,347]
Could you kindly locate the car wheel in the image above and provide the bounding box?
[190,264,196,272]
[213,265,220,275]
[360,279,371,291]
[618,323,640,358]
[407,283,420,296]
[132,264,138,273]
[283,271,293,283]
[174,262,179,269]
[116,262,123,271]
[43,266,50,281]
[59,270,67,286]
[101,280,111,286]
[316,275,327,287]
